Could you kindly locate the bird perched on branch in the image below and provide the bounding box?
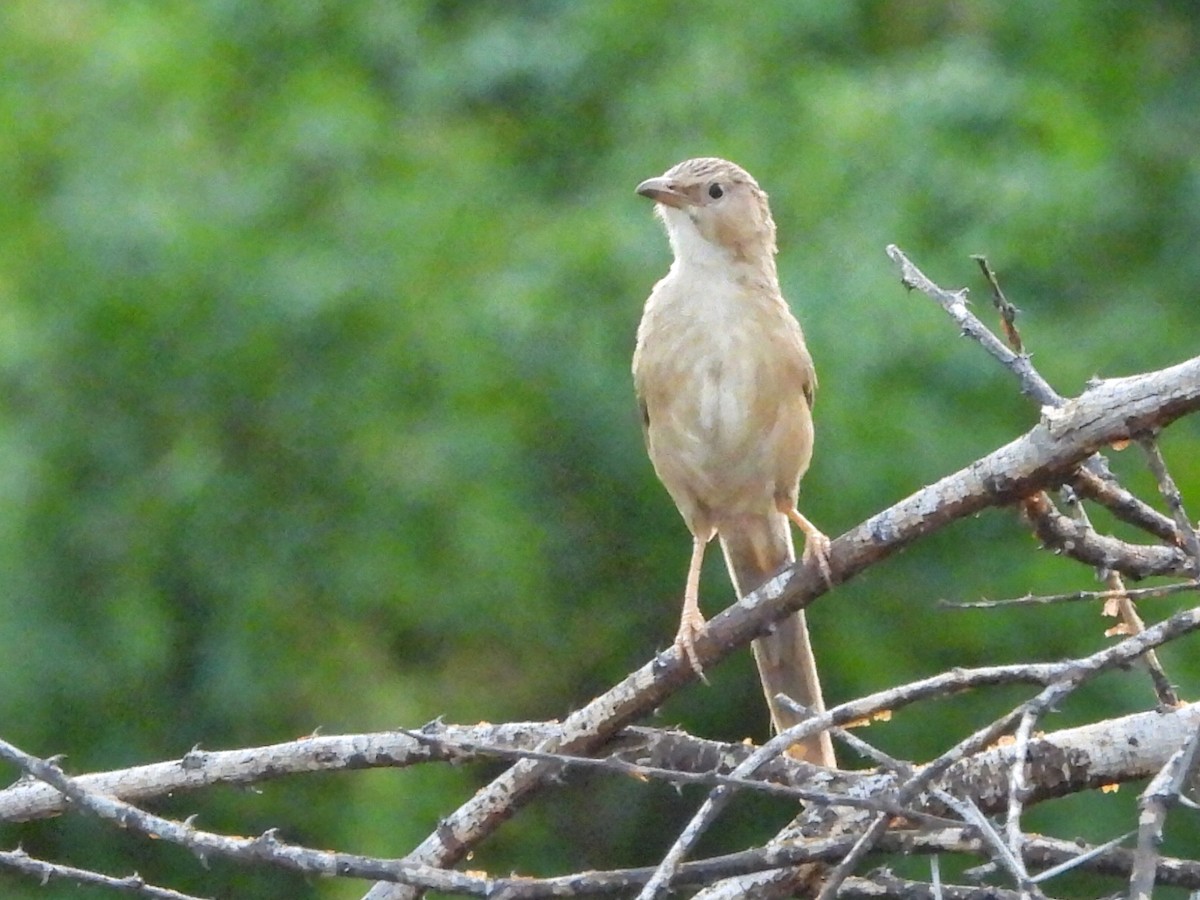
[632,157,835,767]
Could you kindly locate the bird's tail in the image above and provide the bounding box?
[719,513,835,767]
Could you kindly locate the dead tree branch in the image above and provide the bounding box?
[5,249,1197,899]
[356,248,1200,899]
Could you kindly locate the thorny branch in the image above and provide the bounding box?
[0,846,205,900]
[4,249,1198,899]
[637,611,1200,899]
[1140,433,1200,563]
[1130,721,1200,899]
[942,578,1200,610]
[652,250,1200,899]
[363,258,1200,899]
[9,704,1200,899]
[0,737,496,894]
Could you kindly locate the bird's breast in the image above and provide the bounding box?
[636,274,813,516]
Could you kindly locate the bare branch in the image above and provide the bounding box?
[894,244,1177,540]
[0,847,207,900]
[1070,467,1182,545]
[932,787,1040,897]
[1099,568,1180,706]
[11,702,1196,900]
[810,610,1200,900]
[1005,710,1037,884]
[941,579,1200,610]
[363,333,1200,899]
[645,608,1200,900]
[1140,433,1200,564]
[715,618,1200,900]
[0,722,562,824]
[815,680,1078,900]
[1130,720,1200,898]
[1050,482,1180,704]
[971,254,1024,353]
[0,738,489,894]
[1022,491,1193,579]
[411,827,1199,899]
[889,245,1055,404]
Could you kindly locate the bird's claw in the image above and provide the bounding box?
[802,531,834,589]
[674,612,710,685]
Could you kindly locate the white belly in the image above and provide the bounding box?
[647,328,808,521]
[635,262,814,531]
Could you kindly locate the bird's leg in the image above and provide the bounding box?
[675,533,710,682]
[784,505,834,587]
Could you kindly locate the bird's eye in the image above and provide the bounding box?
[708,183,724,199]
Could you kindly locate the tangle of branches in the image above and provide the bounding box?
[2,248,1199,900]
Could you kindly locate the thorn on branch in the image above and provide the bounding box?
[1022,493,1192,580]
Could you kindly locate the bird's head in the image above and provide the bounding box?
[636,157,778,272]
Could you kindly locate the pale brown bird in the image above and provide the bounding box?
[632,157,835,767]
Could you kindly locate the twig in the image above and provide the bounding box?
[398,726,892,813]
[812,610,1200,900]
[941,580,1200,610]
[1100,569,1180,706]
[1070,468,1181,545]
[1129,720,1200,898]
[1005,711,1037,883]
[1058,483,1179,705]
[892,247,1187,536]
[1022,492,1194,579]
[0,846,207,899]
[784,697,911,773]
[930,853,944,900]
[0,738,487,894]
[1140,433,1200,565]
[890,245,1055,404]
[972,255,1024,353]
[932,787,1040,897]
[1028,831,1135,884]
[1059,483,1105,576]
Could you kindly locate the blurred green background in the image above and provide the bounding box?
[1,2,1198,897]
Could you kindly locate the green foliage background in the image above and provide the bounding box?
[1,2,1198,897]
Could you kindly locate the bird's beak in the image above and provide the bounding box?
[636,176,691,209]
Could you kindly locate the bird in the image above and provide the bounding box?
[632,157,835,767]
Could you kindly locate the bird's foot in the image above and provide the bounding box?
[674,608,710,684]
[786,507,835,588]
[800,528,834,589]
